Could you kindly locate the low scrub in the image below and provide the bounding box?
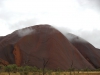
[0,64,100,75]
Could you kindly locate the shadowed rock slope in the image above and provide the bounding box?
[0,25,98,70]
[66,33,100,69]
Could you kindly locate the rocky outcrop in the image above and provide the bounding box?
[0,25,99,70]
[66,33,100,68]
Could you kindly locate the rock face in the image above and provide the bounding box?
[66,33,100,69]
[0,25,99,70]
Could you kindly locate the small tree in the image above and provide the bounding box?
[69,60,74,75]
[32,66,38,72]
[4,65,12,75]
[0,65,3,73]
[42,58,49,75]
[10,64,18,73]
[4,64,18,75]
[47,69,52,75]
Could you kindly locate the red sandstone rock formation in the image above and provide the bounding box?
[0,25,99,70]
[66,33,100,68]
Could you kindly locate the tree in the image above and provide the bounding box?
[4,65,12,75]
[10,64,18,73]
[42,58,49,75]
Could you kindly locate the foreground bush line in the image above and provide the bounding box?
[0,64,100,75]
[0,72,100,75]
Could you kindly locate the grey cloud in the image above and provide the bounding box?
[54,27,72,35]
[17,27,35,37]
[0,0,100,49]
[51,27,100,48]
[78,0,100,11]
[0,0,5,7]
[71,29,100,48]
[9,18,38,30]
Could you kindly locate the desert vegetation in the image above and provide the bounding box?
[0,64,100,75]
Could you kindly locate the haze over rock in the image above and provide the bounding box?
[0,24,99,70]
[66,33,100,68]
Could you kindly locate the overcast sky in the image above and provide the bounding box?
[0,0,100,48]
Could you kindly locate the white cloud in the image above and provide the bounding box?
[17,27,35,37]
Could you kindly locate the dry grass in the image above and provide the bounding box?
[0,71,100,75]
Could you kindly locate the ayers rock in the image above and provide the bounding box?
[0,24,99,70]
[66,33,100,69]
